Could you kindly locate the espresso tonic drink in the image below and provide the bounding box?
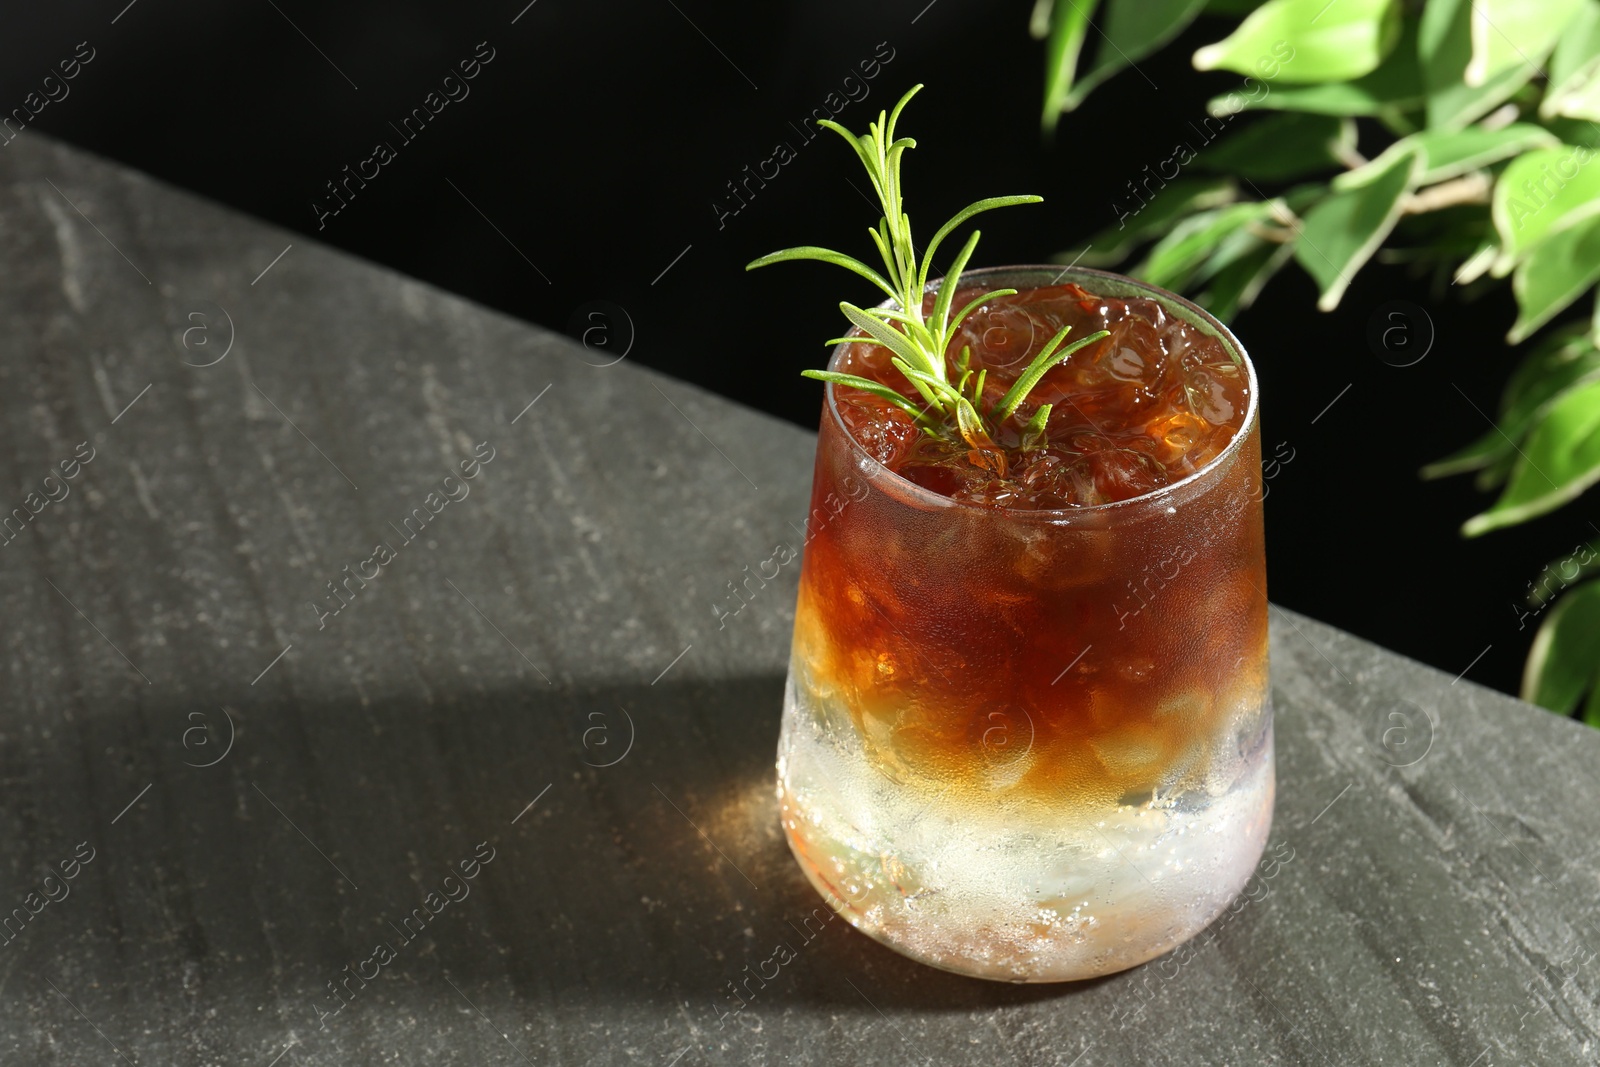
[778,266,1272,982]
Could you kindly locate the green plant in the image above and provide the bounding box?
[747,83,1109,463]
[1034,0,1600,723]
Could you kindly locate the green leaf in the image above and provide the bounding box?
[1587,681,1600,728]
[1546,65,1600,124]
[1197,241,1295,320]
[1135,201,1278,292]
[1206,0,1266,12]
[948,288,1020,335]
[1422,427,1507,479]
[955,396,992,450]
[1293,148,1422,310]
[994,328,1111,421]
[1193,0,1400,84]
[1422,324,1600,477]
[1021,403,1053,449]
[800,370,928,423]
[1420,0,1548,130]
[1491,146,1600,272]
[1197,114,1354,181]
[1409,124,1560,185]
[1521,578,1600,714]
[920,196,1043,294]
[1464,376,1600,534]
[994,323,1073,421]
[890,358,963,414]
[816,118,885,193]
[1333,124,1557,192]
[1418,124,1560,184]
[1030,0,1054,39]
[1063,0,1210,110]
[1475,448,1517,491]
[745,245,895,297]
[1466,0,1586,87]
[1192,218,1277,287]
[1068,178,1238,267]
[928,228,983,339]
[1542,0,1600,121]
[1548,0,1600,86]
[1454,237,1499,285]
[1042,0,1101,133]
[1434,59,1540,132]
[1204,20,1424,117]
[1509,216,1600,342]
[756,84,1053,449]
[838,302,925,369]
[1529,537,1600,608]
[891,357,963,403]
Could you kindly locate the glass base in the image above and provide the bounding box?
[776,668,1275,983]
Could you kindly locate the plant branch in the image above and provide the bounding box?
[1401,172,1493,215]
[1246,221,1298,244]
[1334,143,1369,171]
[747,83,1055,448]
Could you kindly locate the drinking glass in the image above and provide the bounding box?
[776,265,1272,982]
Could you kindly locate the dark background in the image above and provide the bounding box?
[6,0,1590,698]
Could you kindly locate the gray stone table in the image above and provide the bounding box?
[0,133,1596,1066]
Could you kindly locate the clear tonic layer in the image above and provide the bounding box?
[778,656,1274,981]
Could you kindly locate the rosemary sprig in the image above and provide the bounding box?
[746,83,1109,451]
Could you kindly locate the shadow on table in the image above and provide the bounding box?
[44,672,1099,1033]
[469,674,1095,1019]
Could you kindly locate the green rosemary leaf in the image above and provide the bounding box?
[919,196,1046,294]
[930,229,984,348]
[894,210,915,285]
[1021,403,1053,450]
[948,288,1020,335]
[993,327,1111,421]
[839,302,928,373]
[888,84,924,138]
[745,245,895,298]
[833,318,947,355]
[866,224,898,286]
[892,357,964,405]
[904,375,946,411]
[887,356,949,410]
[817,119,882,183]
[753,83,1057,456]
[800,369,929,422]
[955,396,992,452]
[895,309,940,346]
[956,394,983,435]
[871,306,924,327]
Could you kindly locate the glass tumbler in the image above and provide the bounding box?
[776,265,1273,982]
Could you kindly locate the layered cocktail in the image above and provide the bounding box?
[777,267,1271,982]
[748,85,1272,982]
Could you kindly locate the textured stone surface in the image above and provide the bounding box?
[0,133,1596,1066]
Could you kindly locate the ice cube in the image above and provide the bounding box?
[1184,367,1236,425]
[1089,724,1165,777]
[1084,449,1163,502]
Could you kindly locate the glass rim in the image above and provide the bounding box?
[821,264,1261,523]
